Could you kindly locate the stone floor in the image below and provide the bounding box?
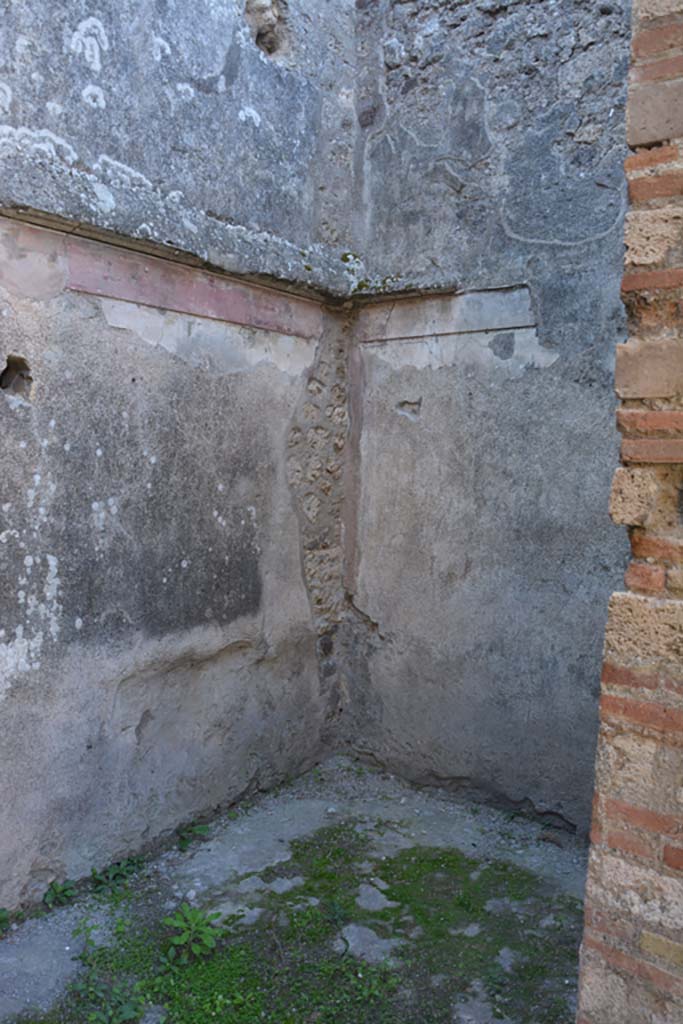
[0,758,587,1024]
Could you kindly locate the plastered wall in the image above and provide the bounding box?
[0,218,334,908]
[0,0,638,906]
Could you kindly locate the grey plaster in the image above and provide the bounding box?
[0,0,632,906]
[351,307,623,826]
[345,0,631,829]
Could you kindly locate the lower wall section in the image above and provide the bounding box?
[349,289,626,830]
[0,218,327,908]
[0,217,627,907]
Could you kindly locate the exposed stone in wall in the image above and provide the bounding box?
[578,1,683,1019]
[245,1,288,56]
[285,308,354,731]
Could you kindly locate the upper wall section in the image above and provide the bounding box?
[356,1,632,307]
[0,0,357,293]
[0,0,633,308]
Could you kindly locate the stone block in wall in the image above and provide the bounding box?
[579,946,681,1023]
[634,0,683,21]
[586,849,683,933]
[609,461,683,535]
[628,79,683,146]
[604,592,683,669]
[625,208,683,268]
[595,724,683,815]
[615,337,683,398]
[609,467,660,525]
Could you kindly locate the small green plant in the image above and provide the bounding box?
[162,902,222,964]
[73,916,102,962]
[43,879,77,908]
[72,972,145,1024]
[177,822,210,852]
[0,908,9,933]
[91,858,142,894]
[113,915,133,939]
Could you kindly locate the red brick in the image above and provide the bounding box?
[626,144,679,171]
[622,267,683,291]
[621,438,683,463]
[606,827,659,860]
[663,844,683,870]
[629,173,683,203]
[601,694,683,734]
[625,561,667,593]
[618,409,683,436]
[664,676,683,696]
[633,23,683,60]
[602,662,660,690]
[583,932,683,996]
[604,797,683,836]
[633,53,683,82]
[631,532,683,564]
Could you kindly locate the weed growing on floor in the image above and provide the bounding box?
[162,904,223,965]
[91,859,142,897]
[43,881,77,909]
[176,824,210,853]
[70,974,145,1024]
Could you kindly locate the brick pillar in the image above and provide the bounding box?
[577,3,683,1021]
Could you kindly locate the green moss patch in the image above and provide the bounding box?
[17,820,581,1024]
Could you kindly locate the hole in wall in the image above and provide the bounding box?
[396,398,422,421]
[245,0,288,55]
[0,355,32,398]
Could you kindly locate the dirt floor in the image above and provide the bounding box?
[0,758,587,1024]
